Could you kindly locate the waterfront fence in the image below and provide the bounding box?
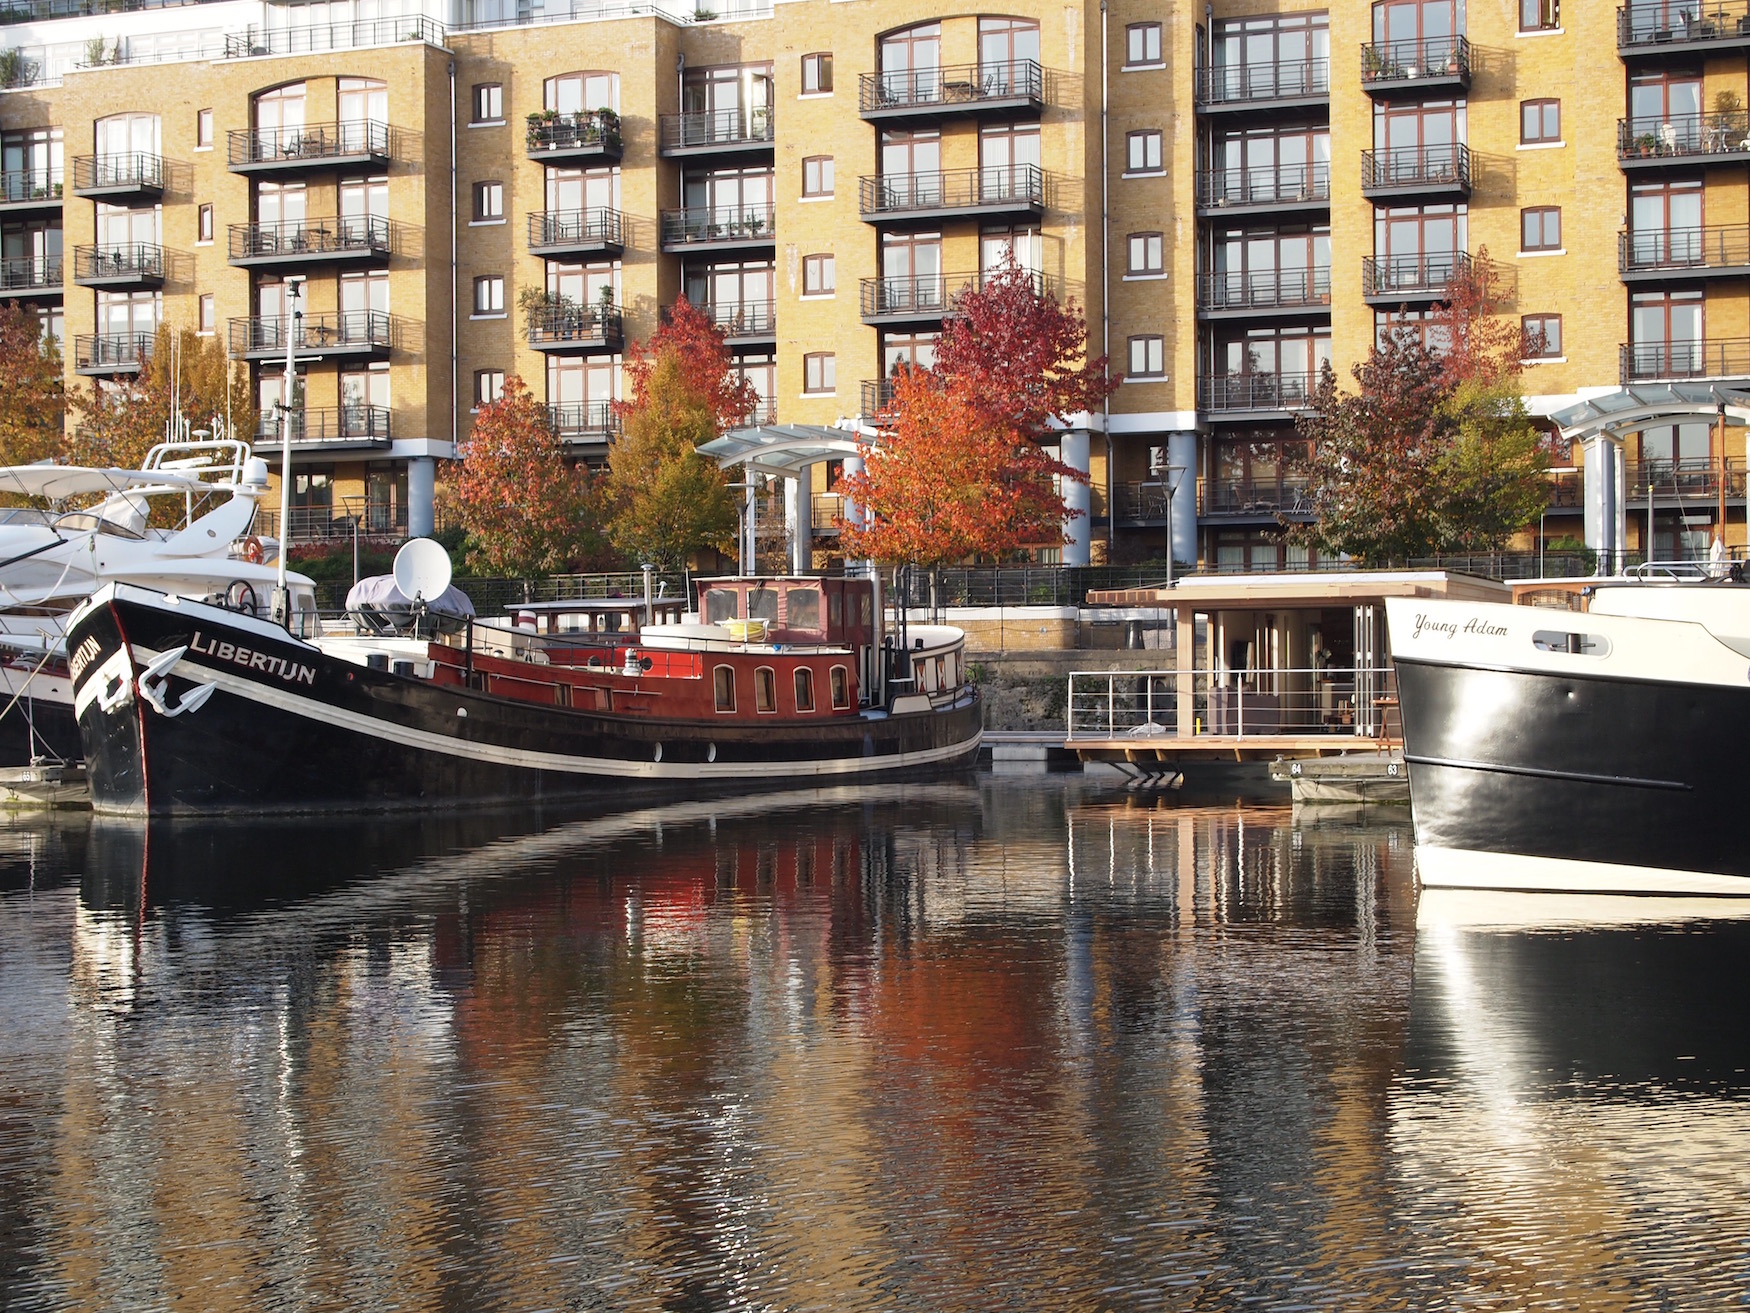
[1066,666,1399,742]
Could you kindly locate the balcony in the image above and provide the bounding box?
[524,111,623,165]
[222,15,445,59]
[0,255,61,298]
[811,492,845,531]
[227,217,391,270]
[659,204,775,253]
[1362,250,1470,304]
[1201,475,1313,517]
[1196,268,1331,319]
[528,208,624,259]
[227,121,391,176]
[228,311,392,362]
[1194,162,1329,217]
[1197,371,1320,419]
[1620,338,1750,383]
[857,59,1045,122]
[674,299,775,347]
[1359,35,1471,95]
[71,152,164,202]
[860,378,895,414]
[72,243,164,290]
[74,332,153,375]
[0,168,61,215]
[547,401,621,448]
[1624,456,1748,500]
[1193,59,1330,114]
[858,165,1045,224]
[525,304,624,354]
[1618,112,1750,168]
[658,107,774,159]
[1620,225,1750,280]
[257,405,392,449]
[1361,143,1471,200]
[858,268,1054,325]
[1619,1,1750,54]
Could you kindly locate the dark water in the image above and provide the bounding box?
[1,779,1747,1311]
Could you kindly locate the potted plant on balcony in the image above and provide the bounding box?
[1713,90,1744,150]
[1636,131,1658,156]
[525,108,559,150]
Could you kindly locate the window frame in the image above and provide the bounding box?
[197,203,214,244]
[1519,0,1560,32]
[472,82,504,124]
[754,666,777,713]
[829,665,850,710]
[803,352,836,394]
[1521,314,1562,359]
[197,292,214,335]
[801,52,833,95]
[474,369,505,405]
[1520,98,1560,144]
[1127,231,1164,275]
[1125,21,1163,66]
[794,666,815,712]
[802,253,835,296]
[714,664,737,712]
[1128,334,1166,378]
[1125,129,1163,173]
[195,108,213,149]
[1521,205,1561,252]
[472,180,504,223]
[472,274,505,315]
[802,155,834,198]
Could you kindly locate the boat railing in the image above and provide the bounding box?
[1066,666,1399,741]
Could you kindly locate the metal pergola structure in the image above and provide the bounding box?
[700,423,870,572]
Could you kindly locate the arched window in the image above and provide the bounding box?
[830,665,850,709]
[546,71,620,115]
[794,667,815,711]
[94,112,159,158]
[755,666,776,712]
[714,664,736,712]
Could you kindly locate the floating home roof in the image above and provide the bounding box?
[1087,570,1511,609]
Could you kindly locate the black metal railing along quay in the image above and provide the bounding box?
[1618,110,1750,159]
[1620,337,1750,383]
[858,164,1046,216]
[71,152,164,194]
[1619,0,1750,48]
[1196,268,1331,312]
[859,268,1053,318]
[527,207,624,250]
[72,243,164,283]
[0,254,60,291]
[1359,34,1471,86]
[0,167,61,204]
[547,401,622,439]
[74,332,153,370]
[658,106,774,152]
[525,304,624,349]
[1620,224,1750,273]
[226,120,390,168]
[228,216,391,261]
[857,59,1045,114]
[659,203,776,246]
[222,15,445,58]
[1194,58,1329,106]
[1361,142,1471,191]
[228,310,393,356]
[1195,161,1330,209]
[1362,249,1472,299]
[1197,371,1321,413]
[524,110,622,157]
[256,405,392,443]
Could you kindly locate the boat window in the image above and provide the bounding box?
[714,664,736,711]
[755,666,776,712]
[860,594,873,626]
[829,591,843,627]
[785,587,821,631]
[794,666,815,711]
[705,588,740,623]
[830,664,850,709]
[0,508,52,528]
[748,587,779,621]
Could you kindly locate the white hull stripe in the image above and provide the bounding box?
[1416,843,1750,898]
[129,644,983,781]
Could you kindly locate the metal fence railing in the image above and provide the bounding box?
[1067,666,1400,741]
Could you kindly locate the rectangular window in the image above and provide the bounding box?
[1522,314,1562,358]
[830,665,849,709]
[1522,206,1561,252]
[473,275,504,314]
[755,666,776,713]
[197,203,213,244]
[1126,130,1162,172]
[1126,22,1162,65]
[802,52,833,94]
[1128,335,1165,377]
[472,83,503,123]
[714,665,736,712]
[472,181,504,221]
[794,667,815,712]
[475,369,505,404]
[1521,99,1560,144]
[803,253,835,295]
[804,352,835,393]
[1127,232,1163,275]
[196,108,213,149]
[802,156,834,198]
[198,293,214,334]
[1520,0,1559,31]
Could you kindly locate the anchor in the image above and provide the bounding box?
[136,646,216,719]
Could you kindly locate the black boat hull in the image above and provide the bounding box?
[69,586,984,816]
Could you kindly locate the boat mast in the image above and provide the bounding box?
[272,278,302,626]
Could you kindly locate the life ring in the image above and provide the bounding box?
[242,536,264,565]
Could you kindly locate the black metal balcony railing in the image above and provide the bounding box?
[1359,35,1471,86]
[858,165,1045,217]
[73,243,164,284]
[0,254,61,293]
[228,310,392,357]
[680,299,776,337]
[1361,142,1471,192]
[228,216,391,262]
[2,0,209,23]
[659,107,774,152]
[1194,59,1330,107]
[547,401,621,440]
[861,379,896,413]
[1618,111,1750,160]
[525,304,624,350]
[72,152,164,194]
[1362,250,1471,300]
[659,204,776,247]
[221,15,445,59]
[524,110,623,157]
[1624,456,1749,499]
[858,267,1054,320]
[74,332,153,371]
[0,167,61,205]
[1195,161,1330,209]
[1620,338,1750,383]
[1197,372,1321,413]
[527,208,624,252]
[1196,268,1332,313]
[1620,224,1750,274]
[226,120,390,169]
[857,59,1045,114]
[1619,1,1750,49]
[1200,476,1314,516]
[257,406,392,443]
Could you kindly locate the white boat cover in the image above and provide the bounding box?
[345,574,476,618]
[0,463,214,502]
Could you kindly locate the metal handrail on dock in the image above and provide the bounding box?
[1066,666,1399,744]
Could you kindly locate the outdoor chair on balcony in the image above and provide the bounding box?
[1660,122,1680,154]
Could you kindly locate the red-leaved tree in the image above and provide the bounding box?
[620,296,759,434]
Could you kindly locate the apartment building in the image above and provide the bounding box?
[0,0,1742,565]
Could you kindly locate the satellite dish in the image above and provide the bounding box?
[393,537,452,603]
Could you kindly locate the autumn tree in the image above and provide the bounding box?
[69,325,253,471]
[623,296,759,432]
[452,374,609,576]
[0,304,63,466]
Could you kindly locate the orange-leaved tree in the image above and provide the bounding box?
[0,303,64,467]
[69,324,253,471]
[621,295,760,432]
[452,374,610,576]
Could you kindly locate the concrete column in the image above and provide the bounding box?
[1061,428,1091,566]
[1168,430,1198,568]
[1175,604,1194,738]
[785,464,813,574]
[408,456,436,539]
[1584,435,1623,574]
[841,454,865,528]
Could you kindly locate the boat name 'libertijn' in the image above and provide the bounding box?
[67,634,102,681]
[1410,613,1510,642]
[189,630,318,685]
